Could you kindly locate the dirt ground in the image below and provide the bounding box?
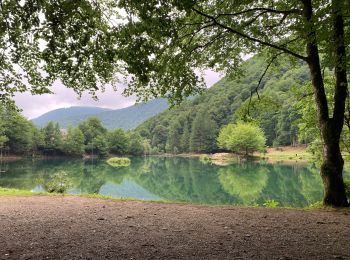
[0,196,349,260]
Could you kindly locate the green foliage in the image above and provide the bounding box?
[114,0,349,111]
[218,122,266,155]
[61,128,85,156]
[151,125,168,152]
[107,129,129,155]
[190,111,218,153]
[79,117,107,145]
[106,157,131,167]
[165,120,182,154]
[127,132,145,155]
[86,135,109,158]
[42,122,62,155]
[263,199,279,208]
[0,0,119,105]
[0,106,36,154]
[235,95,281,146]
[0,104,149,158]
[293,75,350,159]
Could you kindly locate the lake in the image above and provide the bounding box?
[1,157,349,207]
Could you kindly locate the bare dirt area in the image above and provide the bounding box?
[0,196,349,260]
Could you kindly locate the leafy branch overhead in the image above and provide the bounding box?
[0,0,119,105]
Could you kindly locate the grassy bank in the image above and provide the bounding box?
[254,146,314,163]
[0,188,49,196]
[189,146,313,166]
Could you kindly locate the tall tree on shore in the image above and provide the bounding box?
[114,0,349,206]
[42,122,62,155]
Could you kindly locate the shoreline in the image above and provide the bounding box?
[0,146,314,165]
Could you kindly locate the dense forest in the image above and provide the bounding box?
[0,109,148,157]
[135,54,310,154]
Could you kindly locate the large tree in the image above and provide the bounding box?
[114,0,349,206]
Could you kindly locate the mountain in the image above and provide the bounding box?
[32,99,169,130]
[32,107,112,127]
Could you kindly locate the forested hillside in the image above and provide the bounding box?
[136,55,310,154]
[32,99,168,130]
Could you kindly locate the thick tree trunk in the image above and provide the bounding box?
[321,122,348,206]
[303,0,349,207]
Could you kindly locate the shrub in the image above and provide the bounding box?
[263,199,279,208]
[217,122,266,155]
[44,171,71,193]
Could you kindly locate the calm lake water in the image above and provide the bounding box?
[1,157,349,207]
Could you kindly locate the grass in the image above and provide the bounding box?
[106,157,131,167]
[255,146,314,162]
[0,187,50,196]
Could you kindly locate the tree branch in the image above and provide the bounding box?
[247,52,283,115]
[192,7,308,62]
[215,7,302,19]
[187,31,232,56]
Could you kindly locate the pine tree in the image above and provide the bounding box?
[190,111,218,153]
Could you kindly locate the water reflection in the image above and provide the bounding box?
[0,157,347,207]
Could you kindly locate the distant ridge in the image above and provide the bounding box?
[32,99,169,130]
[32,107,111,127]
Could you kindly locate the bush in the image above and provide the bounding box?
[217,122,266,155]
[44,171,71,193]
[263,199,279,208]
[106,157,131,167]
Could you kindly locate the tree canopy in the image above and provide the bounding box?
[217,122,266,155]
[0,0,119,106]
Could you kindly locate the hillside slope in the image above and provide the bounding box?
[32,99,169,130]
[136,55,310,153]
[32,107,111,127]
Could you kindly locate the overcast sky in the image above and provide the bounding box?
[14,70,222,119]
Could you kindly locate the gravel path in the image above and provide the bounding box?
[0,196,349,259]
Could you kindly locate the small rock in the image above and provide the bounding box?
[97,217,105,221]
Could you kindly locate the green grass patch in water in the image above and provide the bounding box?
[106,157,131,167]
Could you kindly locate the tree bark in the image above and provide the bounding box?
[302,0,349,207]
